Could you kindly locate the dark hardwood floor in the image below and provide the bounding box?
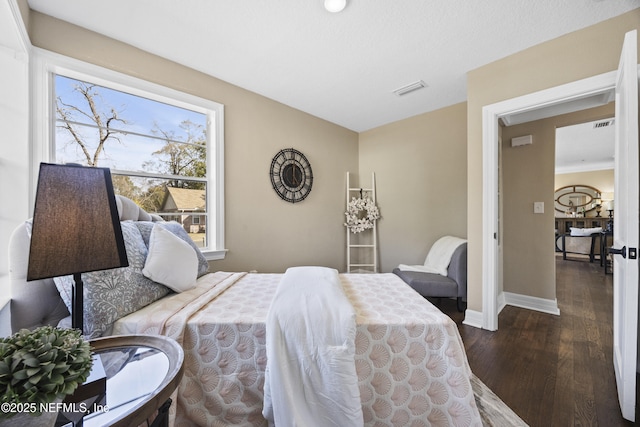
[436,257,633,427]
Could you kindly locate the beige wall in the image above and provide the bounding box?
[359,103,467,272]
[555,170,615,202]
[18,7,640,293]
[467,10,640,312]
[501,104,614,299]
[501,122,556,299]
[27,12,359,273]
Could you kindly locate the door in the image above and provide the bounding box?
[611,29,639,422]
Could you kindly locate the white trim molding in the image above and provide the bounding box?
[481,70,618,330]
[502,292,560,316]
[462,309,483,329]
[4,0,30,55]
[30,48,227,260]
[0,276,11,338]
[464,291,559,329]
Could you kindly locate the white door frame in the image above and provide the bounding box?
[481,71,620,331]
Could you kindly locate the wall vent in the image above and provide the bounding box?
[511,135,533,147]
[393,80,427,96]
[594,119,615,128]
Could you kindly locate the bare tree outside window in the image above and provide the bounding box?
[56,81,127,168]
[144,121,207,190]
[54,75,209,247]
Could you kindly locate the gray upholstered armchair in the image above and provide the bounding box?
[392,240,467,312]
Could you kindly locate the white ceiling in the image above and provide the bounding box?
[26,0,639,132]
[555,118,615,174]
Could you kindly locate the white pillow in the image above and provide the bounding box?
[570,226,603,236]
[143,224,198,292]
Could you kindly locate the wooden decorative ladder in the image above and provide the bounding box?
[346,171,377,273]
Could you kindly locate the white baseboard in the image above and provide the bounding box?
[497,291,507,314]
[461,292,559,330]
[462,309,483,328]
[502,291,560,316]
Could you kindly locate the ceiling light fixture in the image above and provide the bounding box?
[324,0,346,13]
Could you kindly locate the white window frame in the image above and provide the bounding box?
[30,48,226,260]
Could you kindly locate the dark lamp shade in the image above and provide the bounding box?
[27,163,128,281]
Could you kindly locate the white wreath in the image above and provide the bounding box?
[344,197,380,233]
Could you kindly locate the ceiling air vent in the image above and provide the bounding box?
[393,80,427,96]
[594,119,615,128]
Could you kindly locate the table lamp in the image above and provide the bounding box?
[27,163,128,333]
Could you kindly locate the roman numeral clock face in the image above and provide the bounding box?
[270,148,313,203]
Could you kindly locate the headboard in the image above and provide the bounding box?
[8,196,162,333]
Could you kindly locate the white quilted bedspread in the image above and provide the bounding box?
[113,271,481,427]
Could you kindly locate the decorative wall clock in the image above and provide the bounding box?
[270,148,313,203]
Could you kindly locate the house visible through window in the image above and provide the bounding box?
[49,69,224,257]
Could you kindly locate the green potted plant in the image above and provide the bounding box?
[0,326,93,427]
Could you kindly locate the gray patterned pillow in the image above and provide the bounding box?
[54,221,170,339]
[134,221,209,278]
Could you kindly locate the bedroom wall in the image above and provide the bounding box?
[466,9,640,313]
[7,5,638,304]
[26,11,360,274]
[358,102,467,273]
[501,104,614,299]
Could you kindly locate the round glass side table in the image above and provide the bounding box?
[57,334,184,427]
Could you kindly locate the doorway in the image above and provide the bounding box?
[554,117,615,262]
[483,66,639,422]
[482,30,639,423]
[481,71,617,331]
[497,110,615,322]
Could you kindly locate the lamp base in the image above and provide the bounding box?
[71,273,83,333]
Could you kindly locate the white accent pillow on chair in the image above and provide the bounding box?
[143,224,198,292]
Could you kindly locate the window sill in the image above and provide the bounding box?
[203,248,228,261]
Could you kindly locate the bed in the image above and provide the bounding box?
[8,196,482,427]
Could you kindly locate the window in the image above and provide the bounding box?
[32,50,225,259]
